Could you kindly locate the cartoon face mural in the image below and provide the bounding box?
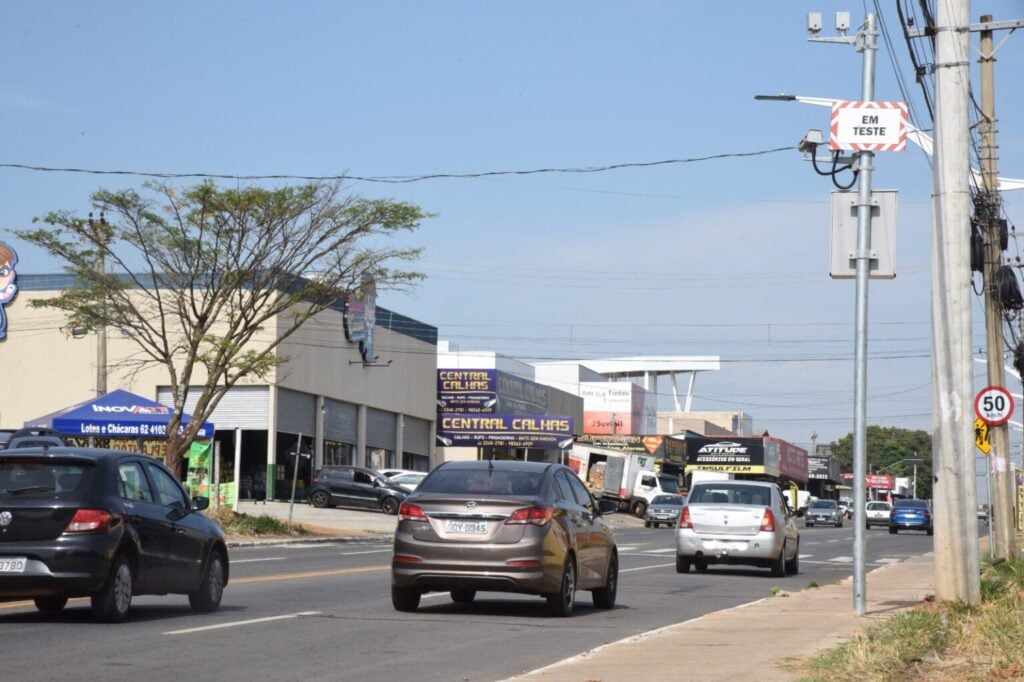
[0,241,18,340]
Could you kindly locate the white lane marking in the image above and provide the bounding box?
[830,556,853,563]
[616,545,641,552]
[164,611,321,635]
[828,539,842,543]
[232,557,286,564]
[620,562,675,573]
[799,554,813,559]
[336,549,393,556]
[643,548,677,554]
[877,558,901,564]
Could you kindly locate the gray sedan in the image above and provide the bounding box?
[644,494,685,528]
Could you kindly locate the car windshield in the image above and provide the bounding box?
[894,499,929,509]
[690,484,772,506]
[417,468,544,496]
[0,459,96,499]
[652,494,684,506]
[810,500,837,510]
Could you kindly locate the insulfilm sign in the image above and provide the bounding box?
[437,414,574,448]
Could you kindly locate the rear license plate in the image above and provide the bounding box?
[444,520,488,535]
[0,557,27,573]
[704,540,744,551]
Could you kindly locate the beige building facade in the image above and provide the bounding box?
[1,274,438,500]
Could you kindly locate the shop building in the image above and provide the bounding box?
[1,274,439,501]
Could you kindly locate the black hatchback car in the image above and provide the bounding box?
[309,465,408,515]
[0,447,229,622]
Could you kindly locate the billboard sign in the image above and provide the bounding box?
[686,436,769,474]
[436,369,549,415]
[437,414,574,448]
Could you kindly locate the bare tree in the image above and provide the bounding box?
[19,181,427,476]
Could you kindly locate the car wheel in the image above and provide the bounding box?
[927,528,934,536]
[889,526,897,534]
[546,559,576,617]
[805,522,814,528]
[837,520,843,528]
[189,551,226,613]
[675,555,691,574]
[785,541,799,575]
[310,490,330,508]
[381,497,400,515]
[450,588,476,604]
[644,521,651,528]
[91,554,133,623]
[592,554,618,609]
[392,585,420,612]
[695,557,709,573]
[34,597,68,613]
[633,502,647,518]
[770,544,787,578]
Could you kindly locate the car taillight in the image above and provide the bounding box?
[505,506,554,526]
[399,502,428,522]
[678,506,692,529]
[65,509,111,533]
[760,509,776,532]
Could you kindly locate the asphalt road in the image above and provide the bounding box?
[0,522,934,682]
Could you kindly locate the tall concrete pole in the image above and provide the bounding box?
[850,13,877,617]
[931,0,981,604]
[89,212,108,397]
[979,15,1016,559]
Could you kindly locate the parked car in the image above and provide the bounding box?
[865,501,892,528]
[309,465,408,515]
[0,447,229,622]
[805,498,843,528]
[889,498,933,535]
[391,460,619,617]
[977,504,990,520]
[5,427,66,450]
[675,480,799,577]
[389,471,427,492]
[644,493,685,528]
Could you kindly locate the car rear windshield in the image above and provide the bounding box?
[652,494,683,505]
[689,484,773,506]
[417,468,544,496]
[0,458,97,500]
[894,499,929,509]
[867,502,890,510]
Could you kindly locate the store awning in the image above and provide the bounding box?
[26,389,214,439]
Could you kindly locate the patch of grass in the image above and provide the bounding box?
[770,586,782,597]
[807,581,820,589]
[799,556,1024,681]
[209,508,310,537]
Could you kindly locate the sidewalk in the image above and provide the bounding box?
[234,501,935,681]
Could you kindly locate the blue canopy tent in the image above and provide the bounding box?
[26,389,214,439]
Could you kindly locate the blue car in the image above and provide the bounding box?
[888,499,933,535]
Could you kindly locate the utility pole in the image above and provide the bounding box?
[88,211,108,397]
[930,0,980,604]
[979,14,1016,560]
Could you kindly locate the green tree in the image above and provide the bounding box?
[832,426,933,500]
[18,181,428,477]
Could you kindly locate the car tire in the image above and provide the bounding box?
[310,490,330,508]
[837,520,843,528]
[34,596,68,613]
[450,588,476,604]
[695,557,709,573]
[633,502,647,518]
[889,526,897,534]
[91,554,133,623]
[805,522,814,528]
[546,559,576,617]
[770,544,787,578]
[785,542,799,576]
[381,497,400,515]
[927,528,934,536]
[392,585,420,612]
[189,551,226,613]
[592,554,618,609]
[644,521,651,528]
[675,555,691,574]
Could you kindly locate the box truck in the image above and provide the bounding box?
[569,444,681,517]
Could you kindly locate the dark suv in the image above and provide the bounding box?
[310,465,408,515]
[0,447,229,622]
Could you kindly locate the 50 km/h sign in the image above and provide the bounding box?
[975,385,1014,426]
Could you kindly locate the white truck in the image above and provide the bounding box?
[569,444,681,517]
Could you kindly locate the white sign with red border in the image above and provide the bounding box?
[829,101,908,152]
[975,385,1014,426]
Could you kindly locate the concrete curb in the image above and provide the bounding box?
[226,534,393,549]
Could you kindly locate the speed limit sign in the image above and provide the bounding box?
[975,386,1014,426]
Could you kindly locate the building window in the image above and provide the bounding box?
[324,440,353,466]
[368,447,394,471]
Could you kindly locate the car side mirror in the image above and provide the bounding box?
[192,496,210,512]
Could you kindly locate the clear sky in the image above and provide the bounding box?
[2,2,1022,455]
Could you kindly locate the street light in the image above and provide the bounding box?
[874,457,925,499]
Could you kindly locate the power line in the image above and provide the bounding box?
[0,147,793,184]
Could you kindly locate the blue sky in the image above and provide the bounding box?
[2,2,1023,454]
